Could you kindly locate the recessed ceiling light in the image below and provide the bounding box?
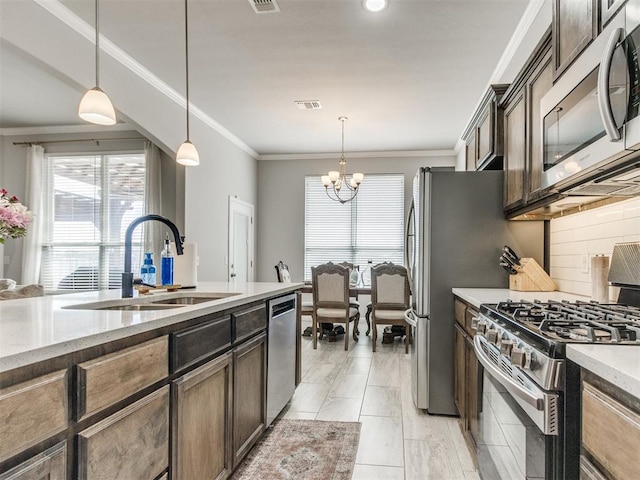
[363,0,387,12]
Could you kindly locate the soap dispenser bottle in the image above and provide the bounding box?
[161,234,174,286]
[141,252,156,286]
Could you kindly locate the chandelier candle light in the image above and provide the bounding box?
[321,117,364,204]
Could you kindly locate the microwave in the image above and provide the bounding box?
[540,1,640,194]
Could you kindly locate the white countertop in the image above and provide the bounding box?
[567,345,640,399]
[451,288,592,309]
[0,281,301,374]
[452,287,640,400]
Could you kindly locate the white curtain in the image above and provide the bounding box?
[144,141,163,257]
[21,145,44,285]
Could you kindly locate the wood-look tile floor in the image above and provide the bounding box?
[280,319,480,480]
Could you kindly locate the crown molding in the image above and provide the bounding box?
[257,149,456,161]
[0,123,135,137]
[33,0,258,159]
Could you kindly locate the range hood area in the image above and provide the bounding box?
[508,153,640,220]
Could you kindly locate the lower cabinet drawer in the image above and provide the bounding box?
[0,441,66,480]
[0,370,68,463]
[454,299,466,326]
[76,336,168,420]
[77,385,170,480]
[171,316,232,372]
[582,381,640,480]
[233,304,266,342]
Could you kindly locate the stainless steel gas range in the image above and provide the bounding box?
[474,300,640,480]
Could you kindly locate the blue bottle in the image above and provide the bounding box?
[141,252,156,286]
[161,235,174,286]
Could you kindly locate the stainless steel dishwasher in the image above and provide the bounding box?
[266,293,297,426]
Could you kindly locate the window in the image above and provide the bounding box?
[304,174,405,280]
[41,153,145,290]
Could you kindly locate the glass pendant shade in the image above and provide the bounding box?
[176,140,200,166]
[78,87,116,125]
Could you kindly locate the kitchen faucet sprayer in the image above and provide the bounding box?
[122,214,184,297]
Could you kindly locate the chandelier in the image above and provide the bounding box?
[321,117,364,204]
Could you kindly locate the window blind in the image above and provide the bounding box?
[304,174,405,281]
[41,153,145,290]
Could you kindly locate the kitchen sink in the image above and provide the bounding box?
[97,303,184,311]
[62,292,241,311]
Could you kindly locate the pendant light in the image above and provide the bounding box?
[176,0,200,166]
[321,117,364,204]
[78,0,116,126]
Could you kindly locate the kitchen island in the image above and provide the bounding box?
[0,281,302,479]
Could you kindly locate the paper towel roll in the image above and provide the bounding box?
[170,242,198,287]
[591,255,610,303]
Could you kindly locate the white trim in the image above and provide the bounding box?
[258,149,456,161]
[228,196,255,283]
[0,123,135,136]
[489,0,547,84]
[32,0,258,159]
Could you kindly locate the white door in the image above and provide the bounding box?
[228,196,254,282]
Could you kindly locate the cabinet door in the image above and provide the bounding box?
[0,442,66,480]
[465,130,477,171]
[553,0,596,77]
[466,335,481,449]
[504,90,527,209]
[172,352,233,480]
[477,107,492,167]
[77,386,169,480]
[233,333,267,465]
[527,51,554,201]
[454,325,467,422]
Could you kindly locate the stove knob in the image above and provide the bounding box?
[511,346,532,369]
[476,320,488,334]
[493,328,503,346]
[500,339,514,357]
[486,328,499,344]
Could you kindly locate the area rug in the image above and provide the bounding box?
[231,419,361,480]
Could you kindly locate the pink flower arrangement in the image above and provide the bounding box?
[0,189,33,244]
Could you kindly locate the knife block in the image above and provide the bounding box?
[509,258,557,292]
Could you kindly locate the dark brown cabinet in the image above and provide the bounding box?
[453,298,482,452]
[172,352,233,480]
[502,31,553,215]
[461,85,509,171]
[553,0,596,79]
[233,332,267,466]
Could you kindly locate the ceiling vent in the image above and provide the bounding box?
[249,0,280,14]
[295,100,322,110]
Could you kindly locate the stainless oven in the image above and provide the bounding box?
[474,334,564,480]
[541,0,640,191]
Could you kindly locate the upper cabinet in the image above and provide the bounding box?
[553,0,597,79]
[502,31,553,213]
[461,85,509,171]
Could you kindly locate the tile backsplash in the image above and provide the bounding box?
[549,197,640,300]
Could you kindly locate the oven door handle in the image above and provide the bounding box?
[473,335,544,410]
[597,26,625,141]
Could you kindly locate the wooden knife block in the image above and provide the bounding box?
[509,258,556,292]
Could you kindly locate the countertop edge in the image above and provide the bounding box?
[567,344,640,399]
[0,282,302,374]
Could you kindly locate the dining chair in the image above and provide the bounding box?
[370,262,411,353]
[311,262,360,350]
[274,260,313,318]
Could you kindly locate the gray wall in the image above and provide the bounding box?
[256,154,456,282]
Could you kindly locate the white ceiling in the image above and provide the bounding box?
[0,0,535,156]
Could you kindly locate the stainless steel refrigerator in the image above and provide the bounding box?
[404,167,544,415]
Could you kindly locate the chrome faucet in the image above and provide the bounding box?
[122,214,184,297]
